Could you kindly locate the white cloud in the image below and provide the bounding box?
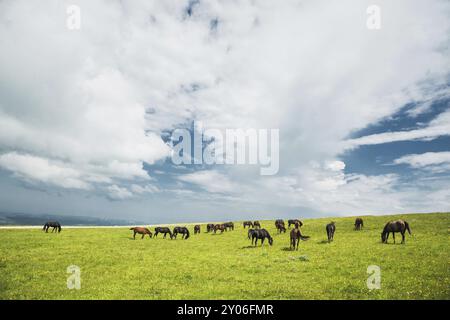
[393,152,450,173]
[106,185,133,200]
[178,170,236,193]
[343,110,450,149]
[0,0,448,215]
[0,152,90,190]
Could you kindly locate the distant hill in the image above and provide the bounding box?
[0,212,145,226]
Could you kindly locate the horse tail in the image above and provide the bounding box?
[185,229,190,239]
[298,229,310,241]
[404,221,411,235]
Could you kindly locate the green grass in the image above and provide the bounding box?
[0,213,449,300]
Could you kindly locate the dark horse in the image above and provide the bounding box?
[326,222,336,242]
[224,222,234,231]
[206,223,215,232]
[290,223,309,250]
[130,227,152,239]
[354,218,364,230]
[43,221,61,233]
[154,227,173,239]
[288,219,303,228]
[243,221,253,228]
[172,226,190,239]
[194,225,201,234]
[250,228,273,246]
[214,224,226,234]
[381,220,411,244]
[275,219,284,228]
[275,220,286,233]
[253,221,261,228]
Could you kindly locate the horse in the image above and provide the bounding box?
[253,221,261,228]
[194,225,201,234]
[130,227,152,239]
[43,221,61,233]
[276,223,286,233]
[243,221,253,228]
[224,222,234,231]
[381,220,411,244]
[326,222,336,242]
[247,228,256,242]
[250,229,273,246]
[154,227,173,239]
[288,219,303,228]
[172,226,190,239]
[213,224,226,234]
[354,218,364,230]
[290,224,309,250]
[275,219,284,228]
[206,223,215,232]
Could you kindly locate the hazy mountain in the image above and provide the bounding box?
[0,212,145,226]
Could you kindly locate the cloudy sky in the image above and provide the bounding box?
[0,0,449,223]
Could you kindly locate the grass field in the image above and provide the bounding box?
[0,213,449,300]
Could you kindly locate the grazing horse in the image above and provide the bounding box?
[326,222,336,242]
[43,221,61,233]
[250,229,273,246]
[172,226,190,239]
[288,219,303,228]
[243,221,253,228]
[354,218,364,230]
[130,227,152,239]
[224,222,234,231]
[154,227,173,239]
[194,225,201,234]
[206,224,215,232]
[275,219,284,228]
[253,221,261,228]
[277,224,286,233]
[381,220,411,244]
[213,224,226,234]
[290,224,309,250]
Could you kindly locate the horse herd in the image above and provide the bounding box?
[42,217,413,249]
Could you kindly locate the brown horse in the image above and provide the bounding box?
[194,225,201,234]
[130,227,152,239]
[253,221,261,228]
[243,221,253,228]
[290,223,309,250]
[354,218,364,230]
[381,220,411,244]
[206,223,215,232]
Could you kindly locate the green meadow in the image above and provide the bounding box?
[0,213,448,300]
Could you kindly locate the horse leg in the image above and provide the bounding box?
[392,232,396,244]
[401,232,405,244]
[296,239,299,251]
[141,233,144,239]
[261,238,265,246]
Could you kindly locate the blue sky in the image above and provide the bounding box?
[0,0,449,223]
